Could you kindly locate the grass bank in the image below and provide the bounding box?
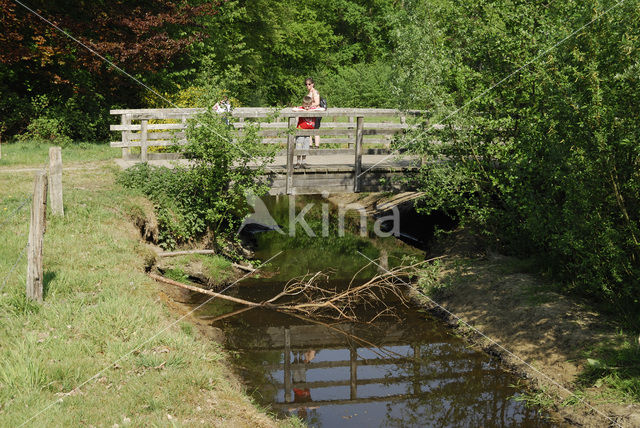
[414,232,640,428]
[0,143,291,427]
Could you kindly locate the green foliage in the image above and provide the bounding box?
[16,117,72,146]
[395,0,640,321]
[185,0,401,106]
[317,62,397,108]
[15,96,71,146]
[118,109,275,249]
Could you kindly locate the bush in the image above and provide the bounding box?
[118,108,275,249]
[17,116,72,146]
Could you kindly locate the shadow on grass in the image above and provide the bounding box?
[577,344,640,402]
[43,270,56,298]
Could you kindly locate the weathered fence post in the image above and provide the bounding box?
[26,171,47,302]
[0,124,5,160]
[353,116,364,192]
[48,146,63,216]
[121,113,131,159]
[348,116,355,148]
[286,117,296,195]
[140,119,149,163]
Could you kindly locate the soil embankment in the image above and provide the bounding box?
[328,192,640,426]
[415,232,640,428]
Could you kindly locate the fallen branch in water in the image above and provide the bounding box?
[149,257,439,323]
[149,273,265,307]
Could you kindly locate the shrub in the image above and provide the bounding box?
[17,116,72,146]
[118,108,275,249]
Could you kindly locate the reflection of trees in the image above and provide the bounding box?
[222,311,550,427]
[235,349,282,404]
[381,344,549,427]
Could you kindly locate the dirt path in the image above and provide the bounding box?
[412,233,640,428]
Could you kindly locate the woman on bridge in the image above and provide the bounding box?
[305,78,322,148]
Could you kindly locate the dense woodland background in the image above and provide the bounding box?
[1,0,639,322]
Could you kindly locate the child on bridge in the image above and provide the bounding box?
[292,96,323,168]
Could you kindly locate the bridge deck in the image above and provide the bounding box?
[115,153,420,194]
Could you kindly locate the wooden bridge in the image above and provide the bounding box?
[225,317,524,420]
[110,107,424,194]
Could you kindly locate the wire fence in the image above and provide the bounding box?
[0,242,28,294]
[0,195,31,230]
[0,194,33,295]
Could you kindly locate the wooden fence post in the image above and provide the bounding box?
[140,119,149,163]
[0,124,5,160]
[348,116,355,148]
[48,146,63,216]
[286,117,296,195]
[26,171,47,302]
[121,114,131,159]
[353,116,364,192]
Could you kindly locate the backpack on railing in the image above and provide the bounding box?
[319,97,327,109]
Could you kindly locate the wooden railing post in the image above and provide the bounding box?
[48,146,63,216]
[26,171,47,302]
[353,116,364,192]
[286,117,296,195]
[140,119,148,163]
[348,116,355,148]
[350,345,358,399]
[284,328,292,403]
[121,114,131,159]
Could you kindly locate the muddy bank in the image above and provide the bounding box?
[412,232,640,428]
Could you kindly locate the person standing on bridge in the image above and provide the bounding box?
[305,78,323,148]
[292,96,320,168]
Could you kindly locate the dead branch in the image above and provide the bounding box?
[149,257,436,323]
[158,249,216,257]
[149,273,264,307]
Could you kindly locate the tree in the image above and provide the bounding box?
[395,0,640,314]
[0,0,223,138]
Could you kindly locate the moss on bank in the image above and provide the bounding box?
[0,149,287,427]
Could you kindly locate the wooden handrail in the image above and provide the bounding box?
[110,107,426,194]
[110,107,425,118]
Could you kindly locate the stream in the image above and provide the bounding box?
[189,196,557,427]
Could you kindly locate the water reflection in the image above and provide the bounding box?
[214,307,555,427]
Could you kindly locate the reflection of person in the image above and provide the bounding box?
[292,350,316,403]
[292,349,316,384]
[290,350,318,422]
[305,78,322,148]
[292,96,323,168]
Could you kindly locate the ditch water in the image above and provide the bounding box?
[190,196,557,427]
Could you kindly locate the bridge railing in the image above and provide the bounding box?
[110,107,424,193]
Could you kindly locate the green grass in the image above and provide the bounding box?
[165,254,234,286]
[578,335,640,403]
[0,156,281,427]
[0,140,119,167]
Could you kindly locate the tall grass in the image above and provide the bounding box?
[0,141,119,167]
[0,157,280,427]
